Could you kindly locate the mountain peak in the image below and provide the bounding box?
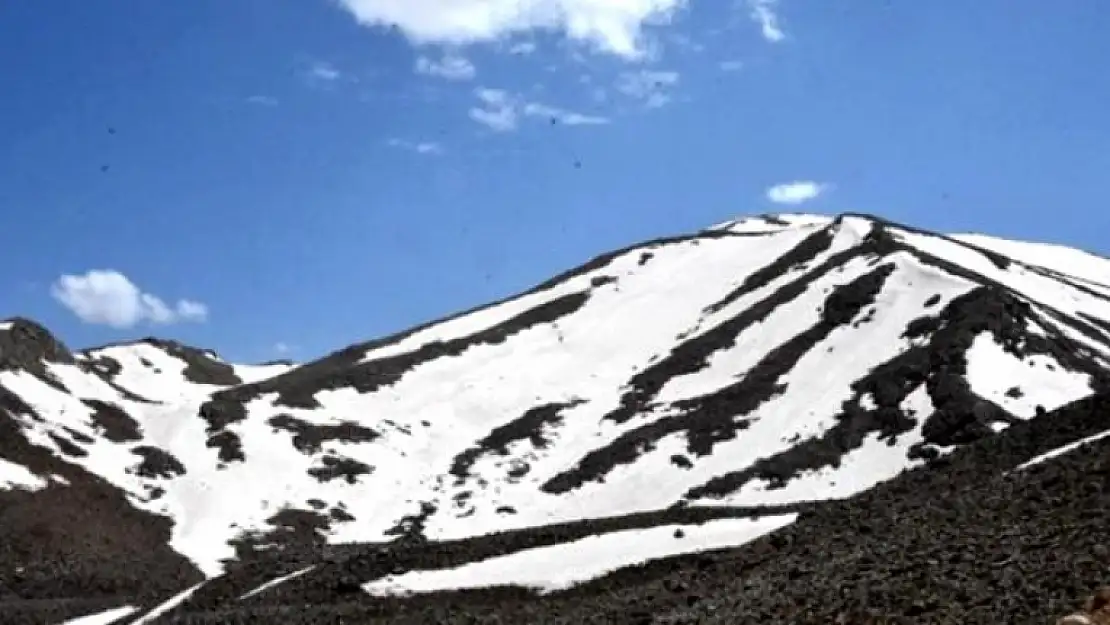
[3,214,1110,623]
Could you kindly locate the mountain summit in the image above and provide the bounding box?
[3,213,1110,624]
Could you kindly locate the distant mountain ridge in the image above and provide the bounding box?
[2,212,1109,624]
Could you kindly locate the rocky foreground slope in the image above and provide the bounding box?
[2,212,1110,624]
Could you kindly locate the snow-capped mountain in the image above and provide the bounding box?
[3,212,1110,624]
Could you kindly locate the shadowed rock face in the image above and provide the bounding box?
[2,213,1110,624]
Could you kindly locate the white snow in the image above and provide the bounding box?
[695,385,937,507]
[130,582,205,624]
[233,362,295,384]
[964,332,1093,418]
[85,344,227,401]
[953,233,1110,292]
[0,321,12,331]
[54,605,139,625]
[892,229,1110,356]
[362,515,797,596]
[1015,428,1110,471]
[240,565,315,600]
[0,457,47,491]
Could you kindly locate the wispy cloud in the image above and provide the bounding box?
[245,95,279,106]
[523,102,609,126]
[333,0,687,59]
[387,138,446,155]
[766,181,828,205]
[309,61,342,81]
[615,69,680,108]
[718,59,744,72]
[470,88,519,132]
[667,32,706,54]
[469,88,608,132]
[508,41,537,55]
[748,0,786,42]
[415,52,476,81]
[51,269,208,329]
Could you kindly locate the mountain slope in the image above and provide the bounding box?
[2,212,1110,624]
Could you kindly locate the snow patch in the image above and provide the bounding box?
[363,515,796,596]
[1015,428,1110,471]
[0,458,47,491]
[53,605,139,625]
[964,333,1091,419]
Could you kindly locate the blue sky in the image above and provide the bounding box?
[2,0,1108,362]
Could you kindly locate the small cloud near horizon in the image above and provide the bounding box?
[766,180,829,205]
[51,269,208,329]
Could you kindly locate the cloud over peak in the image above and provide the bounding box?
[335,0,688,58]
[766,181,828,205]
[51,269,209,329]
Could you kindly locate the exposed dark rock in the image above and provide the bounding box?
[47,432,87,458]
[0,318,75,370]
[267,414,379,454]
[307,455,374,484]
[0,318,74,393]
[129,445,186,479]
[206,430,245,464]
[82,399,143,442]
[449,400,584,483]
[330,507,356,523]
[61,426,94,444]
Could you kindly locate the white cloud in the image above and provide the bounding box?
[51,269,208,329]
[415,52,477,80]
[523,102,609,125]
[273,342,292,355]
[388,138,446,155]
[748,0,785,42]
[334,0,687,58]
[469,88,607,131]
[766,181,828,205]
[615,69,679,108]
[508,41,537,55]
[718,59,744,71]
[470,88,519,132]
[309,61,342,81]
[246,95,279,106]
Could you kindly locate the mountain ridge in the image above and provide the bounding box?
[2,211,1109,624]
